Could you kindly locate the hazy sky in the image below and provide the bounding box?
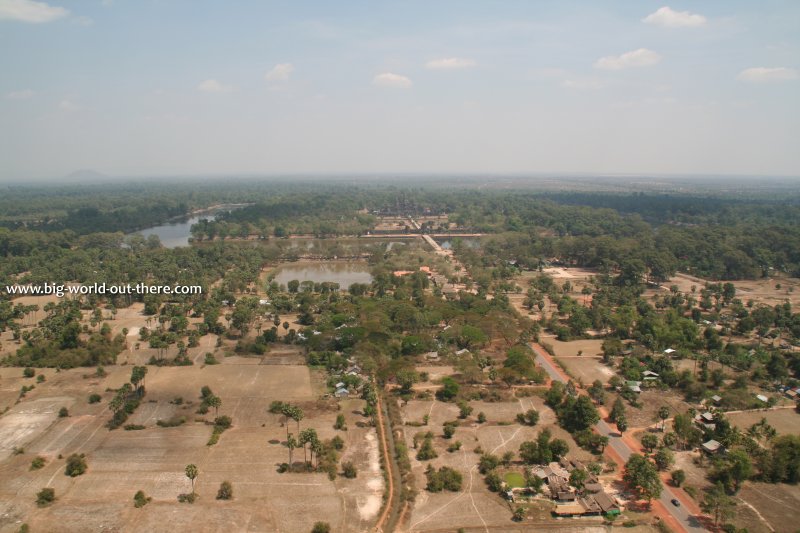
[1,0,798,180]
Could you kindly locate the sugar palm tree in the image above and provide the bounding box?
[207,395,222,417]
[286,434,298,466]
[185,464,198,494]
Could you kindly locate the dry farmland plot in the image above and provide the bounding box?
[0,364,377,533]
[727,408,800,436]
[554,354,615,385]
[546,338,604,358]
[652,273,800,308]
[614,390,693,430]
[736,482,800,533]
[401,399,594,532]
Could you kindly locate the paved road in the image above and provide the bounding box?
[532,344,708,533]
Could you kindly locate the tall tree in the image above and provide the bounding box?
[623,454,662,506]
[185,464,198,494]
[701,483,735,527]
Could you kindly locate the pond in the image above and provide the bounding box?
[271,262,373,287]
[134,214,214,248]
[133,204,247,248]
[436,237,482,250]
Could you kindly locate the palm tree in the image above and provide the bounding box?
[657,406,670,432]
[286,434,298,466]
[281,404,294,440]
[311,439,323,468]
[207,395,222,417]
[291,406,304,434]
[185,464,198,494]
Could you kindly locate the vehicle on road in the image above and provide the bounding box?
[671,499,681,507]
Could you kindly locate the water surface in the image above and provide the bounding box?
[271,262,373,287]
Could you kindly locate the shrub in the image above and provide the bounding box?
[88,393,102,404]
[133,490,151,508]
[268,400,287,414]
[156,416,186,428]
[204,353,219,365]
[330,435,345,450]
[177,492,197,503]
[23,367,35,378]
[36,374,45,383]
[214,415,232,430]
[216,481,233,500]
[342,461,358,478]
[30,457,46,470]
[36,487,55,506]
[311,523,331,533]
[65,453,87,477]
[334,413,347,430]
[447,441,462,453]
[124,424,146,431]
[425,465,462,492]
[58,407,69,418]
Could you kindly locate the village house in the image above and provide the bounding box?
[702,439,723,455]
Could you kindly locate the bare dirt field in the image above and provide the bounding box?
[736,481,799,533]
[554,354,614,386]
[615,389,693,430]
[672,450,795,533]
[0,364,377,533]
[726,408,800,436]
[546,338,604,358]
[655,273,800,308]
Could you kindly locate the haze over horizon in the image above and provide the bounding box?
[1,0,798,182]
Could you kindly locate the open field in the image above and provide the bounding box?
[616,389,693,430]
[546,338,604,358]
[553,353,614,385]
[726,408,800,436]
[0,363,378,533]
[400,397,599,532]
[651,273,800,308]
[736,482,800,533]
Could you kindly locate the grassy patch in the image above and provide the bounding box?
[504,471,526,488]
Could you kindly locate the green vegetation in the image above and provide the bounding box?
[36,487,55,506]
[216,481,233,500]
[425,465,463,492]
[134,490,152,508]
[504,471,526,488]
[64,454,87,477]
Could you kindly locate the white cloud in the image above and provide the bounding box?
[264,63,294,82]
[59,99,78,111]
[6,89,33,99]
[643,6,706,28]
[372,72,412,88]
[425,57,476,70]
[737,67,798,83]
[0,0,68,23]
[594,48,662,70]
[197,79,234,93]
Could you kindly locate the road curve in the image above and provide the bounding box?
[531,343,708,533]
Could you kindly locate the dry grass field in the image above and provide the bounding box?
[0,364,380,533]
[726,408,800,436]
[553,353,615,385]
[400,397,597,532]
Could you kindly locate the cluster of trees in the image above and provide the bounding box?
[424,465,462,492]
[518,429,569,465]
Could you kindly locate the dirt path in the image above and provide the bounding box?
[374,389,398,532]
